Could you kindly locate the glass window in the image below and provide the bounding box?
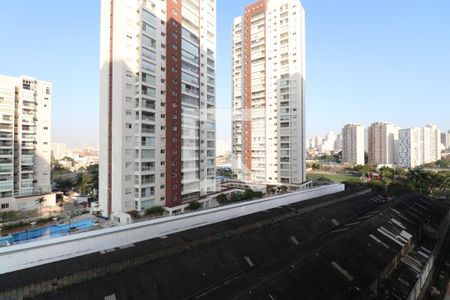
[182,50,199,65]
[142,60,156,73]
[182,40,199,54]
[142,73,156,85]
[142,47,156,61]
[182,72,198,85]
[142,22,156,37]
[142,36,156,49]
[142,9,157,26]
[142,149,155,159]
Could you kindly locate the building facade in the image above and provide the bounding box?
[368,122,400,166]
[441,131,450,151]
[51,143,73,160]
[319,131,337,154]
[0,75,53,211]
[342,124,365,165]
[99,0,216,221]
[231,0,306,185]
[399,125,442,168]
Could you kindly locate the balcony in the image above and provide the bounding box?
[0,164,12,173]
[0,181,13,192]
[21,157,34,165]
[21,166,34,173]
[0,141,13,147]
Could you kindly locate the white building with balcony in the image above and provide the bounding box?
[99,0,217,222]
[368,122,401,167]
[399,125,442,168]
[0,75,54,211]
[231,0,306,185]
[342,124,365,165]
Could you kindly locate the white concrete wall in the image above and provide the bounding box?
[0,184,344,274]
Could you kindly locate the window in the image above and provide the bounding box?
[142,22,156,37]
[1,203,9,209]
[142,36,156,49]
[142,9,157,26]
[182,39,199,54]
[142,47,156,61]
[142,60,156,73]
[142,149,155,159]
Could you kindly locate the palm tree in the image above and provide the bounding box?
[439,176,450,192]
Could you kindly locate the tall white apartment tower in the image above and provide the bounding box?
[342,124,365,165]
[100,0,216,221]
[232,0,306,185]
[368,122,401,166]
[441,131,450,150]
[0,75,52,211]
[399,125,442,168]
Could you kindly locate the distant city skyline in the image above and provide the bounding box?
[1,0,449,149]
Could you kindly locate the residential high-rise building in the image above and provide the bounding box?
[0,75,53,211]
[368,122,400,166]
[399,125,442,168]
[99,0,217,222]
[51,143,73,160]
[231,0,306,185]
[342,124,365,165]
[441,131,450,150]
[333,133,343,153]
[306,138,314,150]
[319,131,337,153]
[313,136,322,150]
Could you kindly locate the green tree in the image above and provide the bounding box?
[367,180,386,192]
[62,156,76,167]
[254,191,264,198]
[187,201,201,211]
[394,167,408,177]
[379,166,394,181]
[216,193,229,205]
[343,179,364,189]
[440,175,450,192]
[87,164,99,192]
[51,157,71,178]
[244,189,255,200]
[145,206,165,217]
[79,174,93,195]
[230,192,244,202]
[53,177,73,192]
[127,210,140,220]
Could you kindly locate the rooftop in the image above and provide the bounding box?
[1,188,448,300]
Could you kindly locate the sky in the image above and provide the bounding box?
[0,0,449,149]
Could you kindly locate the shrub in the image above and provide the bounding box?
[187,201,201,211]
[216,193,229,205]
[254,191,264,198]
[145,206,165,217]
[127,210,141,220]
[230,192,245,202]
[244,189,255,200]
